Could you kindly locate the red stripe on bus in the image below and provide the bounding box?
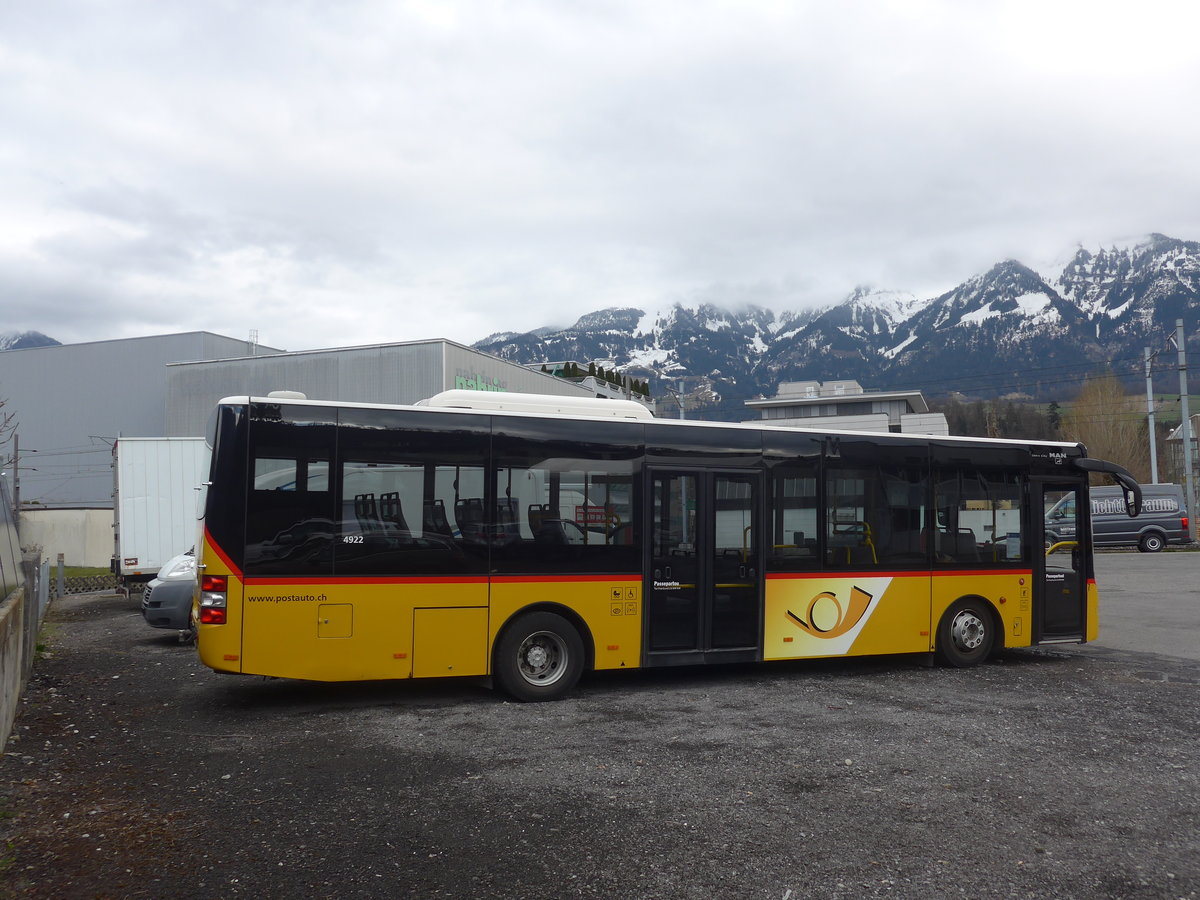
[932,569,1034,578]
[490,574,639,584]
[204,529,242,577]
[240,574,637,587]
[766,569,1033,580]
[243,576,491,587]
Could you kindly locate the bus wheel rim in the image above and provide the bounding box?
[951,610,985,651]
[517,630,568,686]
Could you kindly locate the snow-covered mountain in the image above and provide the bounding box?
[0,331,60,351]
[475,233,1200,408]
[1055,234,1200,341]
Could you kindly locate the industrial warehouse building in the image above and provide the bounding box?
[0,333,596,564]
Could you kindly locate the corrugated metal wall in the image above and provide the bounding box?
[4,335,591,509]
[0,332,259,509]
[165,341,590,437]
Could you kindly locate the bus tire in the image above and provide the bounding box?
[1138,532,1165,553]
[494,611,585,702]
[934,598,994,668]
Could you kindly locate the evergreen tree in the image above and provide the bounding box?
[1047,401,1062,434]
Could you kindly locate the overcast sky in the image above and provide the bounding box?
[2,0,1199,353]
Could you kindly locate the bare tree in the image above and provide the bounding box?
[0,394,15,464]
[1060,374,1149,483]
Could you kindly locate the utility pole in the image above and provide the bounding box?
[1145,347,1159,483]
[1177,320,1195,537]
[11,433,18,524]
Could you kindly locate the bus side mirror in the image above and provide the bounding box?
[1124,488,1140,518]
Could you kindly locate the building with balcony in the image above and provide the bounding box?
[744,380,948,435]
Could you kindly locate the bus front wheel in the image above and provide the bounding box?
[494,611,585,702]
[935,599,994,668]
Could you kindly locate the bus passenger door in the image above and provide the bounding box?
[1034,481,1087,640]
[646,470,762,665]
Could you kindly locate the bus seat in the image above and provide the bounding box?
[535,519,569,544]
[527,504,552,533]
[954,529,979,560]
[455,498,486,542]
[354,493,384,533]
[848,544,876,566]
[379,491,409,532]
[423,499,452,536]
[495,498,520,541]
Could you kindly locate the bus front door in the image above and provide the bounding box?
[646,470,762,666]
[1035,481,1087,640]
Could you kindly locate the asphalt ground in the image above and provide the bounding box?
[1,551,1198,900]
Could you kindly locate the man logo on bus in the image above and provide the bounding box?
[786,586,873,639]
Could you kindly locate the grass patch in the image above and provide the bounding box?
[62,566,109,578]
[35,622,57,658]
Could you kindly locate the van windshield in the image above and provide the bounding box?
[1045,495,1075,520]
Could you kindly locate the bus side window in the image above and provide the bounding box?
[245,456,335,576]
[935,470,1024,565]
[825,468,879,569]
[768,470,818,571]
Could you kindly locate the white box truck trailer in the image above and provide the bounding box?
[111,437,210,590]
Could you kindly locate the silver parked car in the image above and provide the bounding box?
[141,549,196,633]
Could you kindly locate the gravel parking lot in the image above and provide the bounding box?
[2,552,1198,899]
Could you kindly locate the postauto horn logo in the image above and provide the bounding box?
[786,586,874,639]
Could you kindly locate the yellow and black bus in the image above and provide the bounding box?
[194,390,1140,701]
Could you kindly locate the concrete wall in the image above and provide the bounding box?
[0,585,27,751]
[20,509,113,568]
[1,559,52,753]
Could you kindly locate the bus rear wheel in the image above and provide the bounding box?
[494,611,585,702]
[935,599,994,668]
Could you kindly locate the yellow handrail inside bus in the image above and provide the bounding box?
[1046,540,1079,556]
[833,521,876,565]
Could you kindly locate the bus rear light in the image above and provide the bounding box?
[199,606,227,625]
[199,574,227,625]
[201,574,227,592]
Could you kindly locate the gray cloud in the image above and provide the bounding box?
[2,0,1198,351]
